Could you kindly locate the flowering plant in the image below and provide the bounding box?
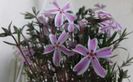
[0,1,133,82]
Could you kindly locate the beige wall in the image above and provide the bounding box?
[0,0,133,82]
[0,0,35,82]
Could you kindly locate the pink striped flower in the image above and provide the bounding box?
[44,31,74,66]
[98,11,122,35]
[46,1,75,27]
[73,38,112,78]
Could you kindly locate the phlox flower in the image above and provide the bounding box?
[46,1,75,27]
[44,31,74,66]
[73,38,112,78]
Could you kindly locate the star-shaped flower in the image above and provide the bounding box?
[73,38,112,78]
[44,31,74,66]
[46,1,75,27]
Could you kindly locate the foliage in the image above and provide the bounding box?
[0,3,133,82]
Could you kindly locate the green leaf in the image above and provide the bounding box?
[102,34,107,47]
[0,22,12,37]
[13,26,18,34]
[121,54,133,67]
[8,22,12,32]
[13,26,21,44]
[20,25,26,32]
[3,41,16,46]
[107,32,117,44]
[0,33,7,37]
[1,27,11,36]
[32,7,39,15]
[17,30,21,44]
[24,12,35,19]
[2,27,9,33]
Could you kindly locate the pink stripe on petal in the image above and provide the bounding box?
[49,34,57,45]
[53,50,62,66]
[98,11,112,19]
[92,57,107,78]
[44,45,54,54]
[46,9,59,14]
[88,38,98,52]
[64,13,76,22]
[112,22,122,31]
[63,2,70,11]
[87,37,90,48]
[60,45,74,56]
[96,47,112,58]
[73,44,88,56]
[68,23,75,32]
[57,31,69,44]
[73,56,91,75]
[55,13,64,27]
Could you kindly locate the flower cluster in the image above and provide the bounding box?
[40,1,116,78]
[1,0,132,82]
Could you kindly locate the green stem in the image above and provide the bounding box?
[10,34,38,80]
